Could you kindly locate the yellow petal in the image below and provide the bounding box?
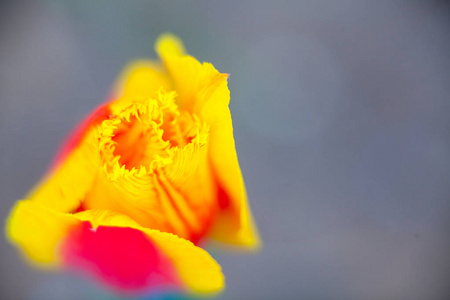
[199,74,261,250]
[156,36,260,249]
[73,210,225,294]
[6,200,80,265]
[7,203,224,293]
[109,60,171,115]
[27,123,103,213]
[155,33,186,58]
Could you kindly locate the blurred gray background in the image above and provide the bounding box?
[1,1,450,299]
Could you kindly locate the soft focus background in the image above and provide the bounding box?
[1,1,450,299]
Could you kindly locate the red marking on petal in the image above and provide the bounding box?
[61,222,182,294]
[73,202,86,214]
[217,185,230,210]
[50,104,111,170]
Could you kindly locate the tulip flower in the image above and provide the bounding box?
[6,34,260,295]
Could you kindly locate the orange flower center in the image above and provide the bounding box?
[102,93,208,173]
[112,113,169,170]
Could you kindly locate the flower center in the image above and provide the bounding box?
[100,92,209,174]
[112,113,169,170]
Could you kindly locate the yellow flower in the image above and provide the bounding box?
[6,34,260,295]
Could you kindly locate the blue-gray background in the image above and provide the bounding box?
[1,1,450,299]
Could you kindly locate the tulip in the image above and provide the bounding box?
[6,34,260,295]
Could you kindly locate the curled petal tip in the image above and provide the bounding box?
[155,33,186,58]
